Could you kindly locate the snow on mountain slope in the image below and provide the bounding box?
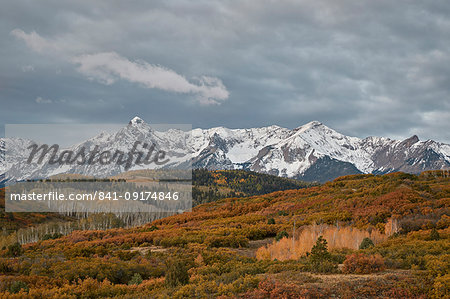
[1,117,449,183]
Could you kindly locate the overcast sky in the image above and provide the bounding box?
[1,0,449,142]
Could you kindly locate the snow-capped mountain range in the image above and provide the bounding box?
[1,116,449,183]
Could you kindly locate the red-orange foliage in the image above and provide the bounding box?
[256,224,386,261]
[343,253,385,274]
[0,171,448,297]
[242,279,320,299]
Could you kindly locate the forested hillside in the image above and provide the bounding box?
[0,188,75,232]
[0,171,448,298]
[0,170,313,246]
[192,169,315,205]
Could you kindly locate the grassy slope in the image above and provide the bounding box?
[0,169,314,231]
[0,171,448,297]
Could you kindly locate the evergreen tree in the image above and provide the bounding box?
[165,259,189,287]
[308,236,338,273]
[128,273,143,285]
[430,228,440,241]
[7,242,23,257]
[359,237,374,249]
[310,236,331,263]
[275,230,288,241]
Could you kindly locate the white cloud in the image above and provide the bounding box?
[12,29,229,105]
[35,96,52,104]
[11,29,59,53]
[21,65,35,72]
[72,52,228,104]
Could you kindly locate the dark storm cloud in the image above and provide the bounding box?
[1,0,449,142]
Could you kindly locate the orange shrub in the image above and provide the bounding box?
[343,253,385,274]
[256,224,386,261]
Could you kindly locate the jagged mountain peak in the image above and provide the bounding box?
[129,116,145,125]
[400,135,420,146]
[305,120,323,127]
[292,121,344,140]
[294,120,325,131]
[1,118,449,183]
[125,116,153,135]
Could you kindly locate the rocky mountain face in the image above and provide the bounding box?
[190,120,449,182]
[1,117,449,183]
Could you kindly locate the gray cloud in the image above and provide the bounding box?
[11,29,60,53]
[11,29,229,105]
[21,65,35,72]
[35,96,52,104]
[1,0,449,142]
[71,52,228,104]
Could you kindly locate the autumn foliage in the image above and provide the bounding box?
[343,253,385,274]
[256,224,387,261]
[0,171,448,298]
